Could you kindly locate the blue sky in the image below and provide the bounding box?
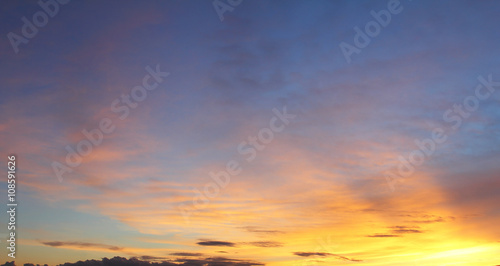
[1,0,500,265]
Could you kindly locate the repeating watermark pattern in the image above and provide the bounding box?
[311,235,340,256]
[51,65,170,182]
[178,106,296,223]
[339,0,408,64]
[295,235,341,266]
[385,74,499,191]
[7,0,71,54]
[212,0,243,21]
[6,155,17,258]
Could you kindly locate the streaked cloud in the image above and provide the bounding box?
[293,252,362,262]
[196,240,236,247]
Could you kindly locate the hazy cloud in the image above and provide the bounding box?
[14,256,266,266]
[389,226,423,234]
[136,256,168,261]
[293,252,362,262]
[366,234,401,238]
[174,256,265,266]
[169,252,203,257]
[293,252,331,257]
[247,241,283,247]
[41,241,123,251]
[197,240,236,247]
[240,226,285,235]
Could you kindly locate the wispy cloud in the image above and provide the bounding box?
[197,240,236,247]
[40,241,124,251]
[366,234,401,238]
[247,241,283,248]
[169,252,203,257]
[293,252,362,262]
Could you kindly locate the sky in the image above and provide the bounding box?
[1,0,500,265]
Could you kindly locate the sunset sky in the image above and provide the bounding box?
[1,0,500,265]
